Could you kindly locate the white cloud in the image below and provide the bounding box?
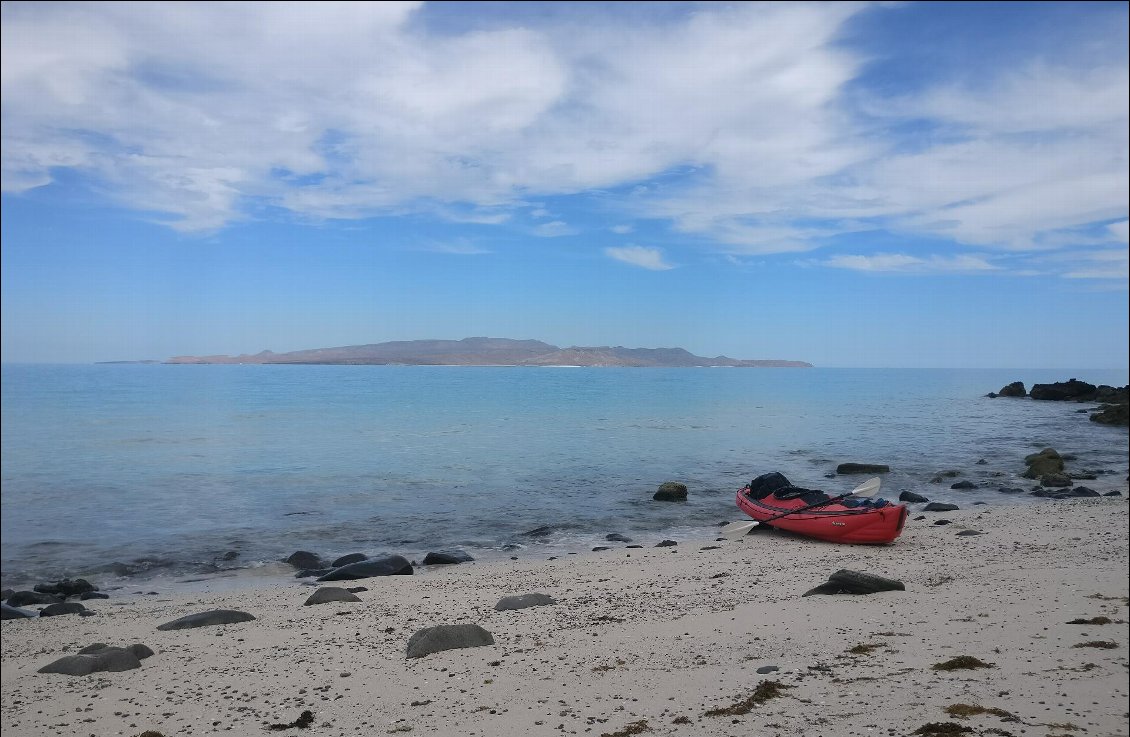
[821,253,999,274]
[610,224,633,234]
[0,0,1125,272]
[605,245,674,271]
[1109,220,1130,243]
[531,220,576,238]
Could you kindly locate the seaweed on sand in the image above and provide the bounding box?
[932,656,994,671]
[703,680,793,717]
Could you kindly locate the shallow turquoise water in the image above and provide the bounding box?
[2,365,1126,585]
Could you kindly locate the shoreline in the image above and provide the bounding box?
[3,497,1128,736]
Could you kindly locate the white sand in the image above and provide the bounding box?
[3,497,1128,737]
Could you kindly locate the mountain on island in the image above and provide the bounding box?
[166,338,811,367]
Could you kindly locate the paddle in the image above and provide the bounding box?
[720,477,882,540]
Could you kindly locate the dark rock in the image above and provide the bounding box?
[422,550,474,565]
[295,568,333,579]
[950,480,977,489]
[755,665,779,674]
[592,546,610,551]
[495,593,557,611]
[1030,379,1097,401]
[1040,473,1073,488]
[913,515,927,521]
[626,544,643,549]
[156,609,256,631]
[836,463,890,474]
[1022,448,1064,479]
[39,602,88,617]
[1104,490,1123,496]
[34,579,97,598]
[78,643,153,659]
[1,603,36,620]
[347,586,368,593]
[923,503,959,512]
[802,569,905,597]
[285,551,325,570]
[747,472,792,498]
[522,525,554,537]
[975,458,988,465]
[1091,403,1129,426]
[605,533,632,543]
[406,624,494,659]
[6,590,62,607]
[330,552,369,568]
[38,650,141,676]
[318,555,413,581]
[1,588,12,600]
[80,591,110,600]
[996,381,1026,397]
[956,530,983,536]
[997,487,1026,494]
[653,481,688,501]
[899,491,929,503]
[304,587,363,606]
[655,540,678,547]
[220,550,239,561]
[933,519,953,525]
[1068,487,1100,497]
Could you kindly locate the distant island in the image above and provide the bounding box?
[164,337,811,368]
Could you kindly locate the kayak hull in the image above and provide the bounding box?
[736,487,908,544]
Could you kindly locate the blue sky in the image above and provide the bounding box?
[1,1,1127,368]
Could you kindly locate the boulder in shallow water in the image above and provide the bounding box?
[330,552,369,568]
[899,491,929,503]
[996,381,1026,397]
[836,463,890,475]
[923,502,959,512]
[1022,448,1064,479]
[6,590,62,607]
[318,555,413,581]
[406,624,494,659]
[422,550,474,565]
[1040,473,1073,488]
[34,578,97,598]
[156,609,256,631]
[284,551,325,570]
[653,481,688,501]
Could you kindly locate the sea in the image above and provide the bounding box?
[2,365,1127,591]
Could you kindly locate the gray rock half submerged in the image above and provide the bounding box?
[406,624,494,659]
[318,554,413,581]
[494,593,557,611]
[156,609,256,631]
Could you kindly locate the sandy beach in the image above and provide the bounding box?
[3,497,1128,737]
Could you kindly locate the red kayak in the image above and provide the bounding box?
[736,484,908,545]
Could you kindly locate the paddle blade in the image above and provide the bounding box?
[720,520,759,540]
[850,477,882,498]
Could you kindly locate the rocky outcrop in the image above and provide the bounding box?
[989,381,1026,397]
[284,551,325,570]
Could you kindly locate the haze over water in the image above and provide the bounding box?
[2,364,1127,588]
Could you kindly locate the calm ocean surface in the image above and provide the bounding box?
[2,365,1127,588]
